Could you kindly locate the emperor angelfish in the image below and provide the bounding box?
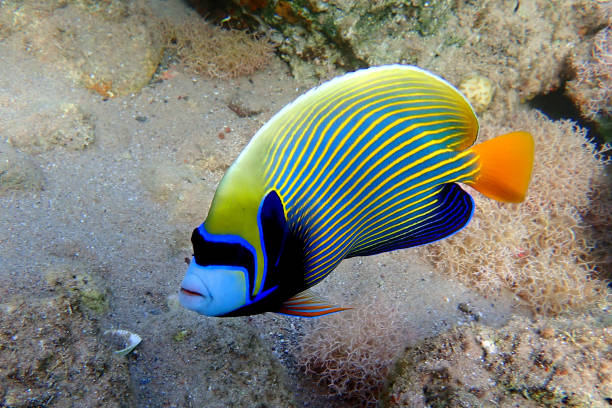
[179,65,534,317]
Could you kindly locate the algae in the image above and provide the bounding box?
[159,14,274,79]
[173,328,192,342]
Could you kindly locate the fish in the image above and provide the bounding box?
[179,65,534,317]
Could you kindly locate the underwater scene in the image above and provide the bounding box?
[0,0,610,407]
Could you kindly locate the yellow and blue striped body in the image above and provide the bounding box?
[262,66,479,287]
[190,65,485,316]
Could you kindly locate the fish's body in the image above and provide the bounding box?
[179,65,534,317]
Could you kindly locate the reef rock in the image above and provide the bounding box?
[222,0,609,114]
[0,262,131,407]
[223,0,453,80]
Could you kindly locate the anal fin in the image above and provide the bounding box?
[347,183,474,257]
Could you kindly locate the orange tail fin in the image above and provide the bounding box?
[468,131,534,203]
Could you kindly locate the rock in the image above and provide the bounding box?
[45,261,110,315]
[0,142,44,193]
[0,0,164,97]
[5,103,95,153]
[225,0,453,80]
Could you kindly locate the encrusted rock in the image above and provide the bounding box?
[383,312,612,407]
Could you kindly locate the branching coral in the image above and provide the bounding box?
[159,16,274,79]
[419,111,610,315]
[295,297,410,407]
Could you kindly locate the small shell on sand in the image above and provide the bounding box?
[103,329,142,356]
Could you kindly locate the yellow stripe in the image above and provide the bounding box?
[261,105,308,174]
[287,116,467,233]
[283,98,463,204]
[278,92,455,195]
[352,193,441,250]
[308,154,478,262]
[275,88,427,194]
[306,163,480,280]
[263,75,359,180]
[291,126,465,230]
[304,186,445,278]
[264,73,422,183]
[311,202,441,271]
[275,87,456,195]
[304,135,459,245]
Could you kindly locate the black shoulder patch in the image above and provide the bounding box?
[259,190,288,270]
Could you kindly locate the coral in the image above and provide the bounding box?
[419,110,611,315]
[458,74,494,113]
[567,26,612,142]
[384,311,612,407]
[159,16,274,79]
[294,296,410,406]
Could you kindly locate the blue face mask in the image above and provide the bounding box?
[179,260,248,316]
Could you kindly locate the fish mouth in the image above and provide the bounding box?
[180,287,204,297]
[179,268,214,313]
